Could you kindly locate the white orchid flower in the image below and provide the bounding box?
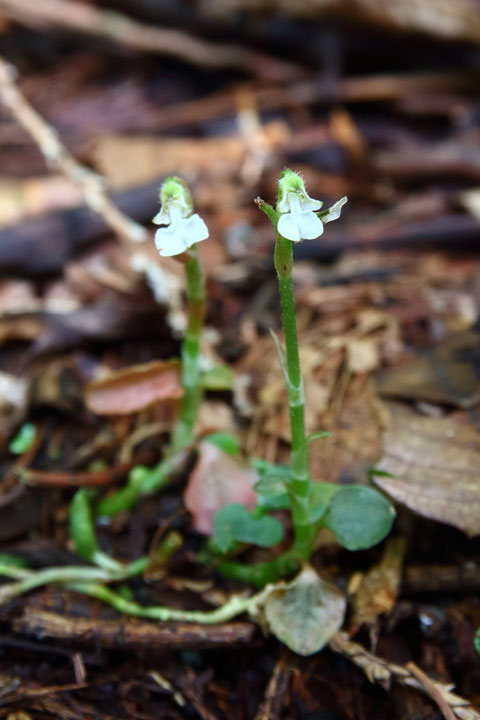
[153,176,209,257]
[276,169,347,242]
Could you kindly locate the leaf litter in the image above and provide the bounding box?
[0,4,479,718]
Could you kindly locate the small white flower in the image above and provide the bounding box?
[277,191,324,242]
[153,176,209,257]
[276,169,347,242]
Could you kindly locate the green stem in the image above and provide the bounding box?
[96,247,206,517]
[0,558,149,605]
[274,234,314,561]
[67,582,257,624]
[170,245,206,450]
[219,550,300,587]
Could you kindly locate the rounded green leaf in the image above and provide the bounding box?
[325,485,395,551]
[213,503,283,554]
[475,628,480,656]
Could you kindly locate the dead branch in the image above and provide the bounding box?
[0,58,184,324]
[329,632,480,720]
[14,608,257,650]
[0,0,302,81]
[0,57,146,246]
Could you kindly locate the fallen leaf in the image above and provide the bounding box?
[374,402,480,537]
[183,442,258,535]
[85,360,182,415]
[260,565,346,656]
[350,537,406,630]
[376,324,480,408]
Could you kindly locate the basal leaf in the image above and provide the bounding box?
[309,482,342,524]
[213,503,283,554]
[325,485,395,551]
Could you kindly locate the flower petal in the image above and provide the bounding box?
[278,212,301,242]
[322,196,348,224]
[154,226,189,257]
[152,208,170,225]
[298,210,324,240]
[185,214,209,247]
[298,196,322,212]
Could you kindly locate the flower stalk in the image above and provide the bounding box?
[96,179,208,517]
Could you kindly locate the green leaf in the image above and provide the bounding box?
[203,433,240,456]
[213,503,283,554]
[252,459,291,482]
[252,459,291,510]
[200,365,234,390]
[368,468,395,480]
[306,430,330,444]
[324,485,396,551]
[9,423,36,455]
[309,482,342,524]
[260,565,346,656]
[70,489,99,561]
[475,628,480,656]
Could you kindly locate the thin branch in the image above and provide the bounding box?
[329,633,480,720]
[0,57,146,245]
[0,57,184,321]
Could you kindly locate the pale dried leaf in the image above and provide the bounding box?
[375,402,480,537]
[350,537,406,629]
[261,565,346,656]
[85,360,182,415]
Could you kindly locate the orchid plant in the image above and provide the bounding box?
[0,171,396,655]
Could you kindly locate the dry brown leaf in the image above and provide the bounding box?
[376,325,480,408]
[312,374,386,483]
[375,402,480,537]
[85,360,182,416]
[183,442,257,535]
[350,537,406,630]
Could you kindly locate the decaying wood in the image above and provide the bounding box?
[14,608,257,650]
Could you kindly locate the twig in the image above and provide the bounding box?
[14,608,257,650]
[17,463,135,488]
[0,0,302,81]
[329,633,480,720]
[0,56,146,245]
[0,57,184,323]
[406,661,457,720]
[253,650,293,720]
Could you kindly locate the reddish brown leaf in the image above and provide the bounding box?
[85,360,182,415]
[184,442,258,535]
